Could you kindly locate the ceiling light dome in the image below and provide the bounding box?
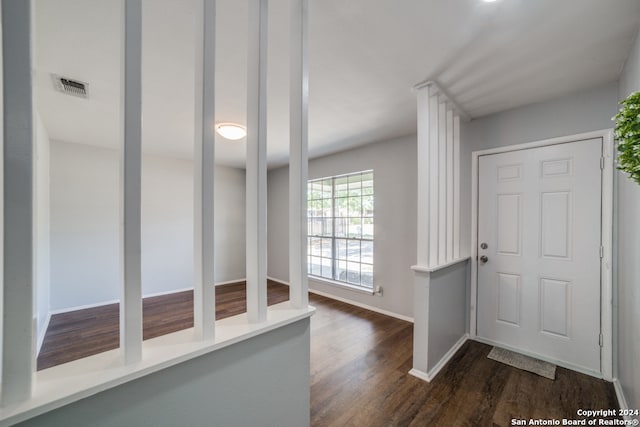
[215,123,246,140]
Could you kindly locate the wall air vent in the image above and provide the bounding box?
[52,74,89,99]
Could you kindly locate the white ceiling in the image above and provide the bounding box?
[35,0,640,168]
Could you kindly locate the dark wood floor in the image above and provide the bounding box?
[309,294,618,426]
[38,283,618,426]
[37,280,289,370]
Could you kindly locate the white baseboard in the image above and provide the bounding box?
[613,379,631,420]
[426,334,469,381]
[408,334,469,383]
[36,313,52,356]
[215,278,247,287]
[408,368,430,382]
[49,299,120,315]
[142,286,194,298]
[308,288,413,323]
[267,276,290,286]
[267,276,413,322]
[50,278,247,315]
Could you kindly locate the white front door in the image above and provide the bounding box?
[476,138,602,374]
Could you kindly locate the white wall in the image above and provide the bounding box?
[50,140,246,311]
[462,82,619,152]
[35,113,51,351]
[16,318,311,427]
[428,260,468,372]
[616,30,640,412]
[268,135,417,319]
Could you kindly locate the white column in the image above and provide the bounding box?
[289,0,309,309]
[411,272,430,376]
[193,0,216,340]
[120,0,143,364]
[446,108,454,262]
[246,0,268,322]
[453,114,461,259]
[1,0,35,405]
[437,100,447,265]
[428,90,439,268]
[415,87,430,266]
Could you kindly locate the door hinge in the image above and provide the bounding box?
[600,246,604,258]
[599,333,603,347]
[600,156,605,170]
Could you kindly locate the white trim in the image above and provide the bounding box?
[470,144,479,339]
[474,337,602,379]
[600,131,614,381]
[309,276,375,295]
[0,303,315,427]
[48,279,247,316]
[308,288,413,323]
[470,129,615,380]
[428,334,468,381]
[411,257,469,274]
[471,129,613,157]
[408,368,431,382]
[142,287,194,298]
[215,278,247,287]
[36,313,52,356]
[267,276,290,286]
[408,334,469,383]
[613,379,631,421]
[49,300,120,316]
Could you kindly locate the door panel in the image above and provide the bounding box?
[477,138,602,373]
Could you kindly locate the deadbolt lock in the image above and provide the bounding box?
[480,243,488,249]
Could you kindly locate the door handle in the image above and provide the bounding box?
[479,255,488,264]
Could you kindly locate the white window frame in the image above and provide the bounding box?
[307,170,374,292]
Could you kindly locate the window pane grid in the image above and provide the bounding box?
[307,170,374,289]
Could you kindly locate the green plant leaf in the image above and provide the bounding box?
[614,91,640,186]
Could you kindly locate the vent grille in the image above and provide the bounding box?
[52,75,89,99]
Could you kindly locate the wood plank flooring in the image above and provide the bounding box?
[38,283,618,426]
[37,280,289,370]
[309,294,618,426]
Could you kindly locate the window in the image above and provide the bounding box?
[307,170,374,289]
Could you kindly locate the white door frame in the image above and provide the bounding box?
[469,129,614,381]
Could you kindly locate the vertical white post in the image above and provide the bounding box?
[1,0,34,405]
[120,0,143,364]
[193,0,216,340]
[437,100,447,265]
[415,87,430,266]
[246,0,268,323]
[446,108,454,262]
[453,114,461,259]
[428,90,439,268]
[289,0,309,309]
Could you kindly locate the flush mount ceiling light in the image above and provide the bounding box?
[482,0,499,2]
[215,123,247,140]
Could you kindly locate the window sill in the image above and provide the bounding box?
[308,276,375,295]
[0,302,315,427]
